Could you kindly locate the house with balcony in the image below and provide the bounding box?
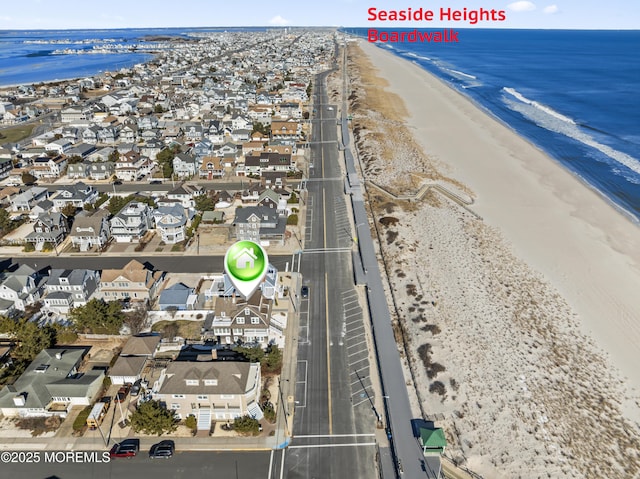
[98,259,164,303]
[153,360,262,427]
[24,212,68,251]
[152,204,188,244]
[109,201,154,243]
[10,186,49,213]
[42,269,99,315]
[69,213,110,251]
[51,182,98,211]
[234,205,286,244]
[173,153,198,178]
[0,264,46,314]
[0,348,103,418]
[198,156,224,180]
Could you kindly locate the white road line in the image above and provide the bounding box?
[268,450,274,479]
[288,443,377,449]
[348,349,368,358]
[347,339,367,349]
[352,397,371,408]
[279,448,286,479]
[350,357,369,366]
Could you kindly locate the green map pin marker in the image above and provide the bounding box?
[224,240,269,298]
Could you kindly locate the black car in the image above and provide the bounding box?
[149,180,163,184]
[149,440,175,459]
[301,285,309,298]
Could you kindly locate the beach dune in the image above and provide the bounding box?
[348,39,640,477]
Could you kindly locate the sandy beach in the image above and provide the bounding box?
[341,39,640,478]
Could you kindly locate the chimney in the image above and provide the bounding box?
[55,351,63,360]
[13,394,25,407]
[211,349,218,360]
[232,292,236,304]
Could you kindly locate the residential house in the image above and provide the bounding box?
[0,157,13,180]
[87,161,115,180]
[61,105,93,123]
[66,163,89,180]
[31,156,67,179]
[109,201,154,243]
[69,213,110,251]
[10,186,49,212]
[24,212,68,251]
[233,206,286,245]
[109,334,161,385]
[152,204,188,244]
[0,348,104,418]
[0,264,46,313]
[43,269,99,315]
[173,153,197,178]
[45,138,72,156]
[98,259,164,303]
[154,361,262,426]
[166,183,203,209]
[198,156,224,180]
[158,283,196,311]
[51,182,98,211]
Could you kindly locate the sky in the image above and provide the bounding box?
[0,0,638,30]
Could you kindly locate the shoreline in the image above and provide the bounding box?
[348,39,640,477]
[358,39,640,399]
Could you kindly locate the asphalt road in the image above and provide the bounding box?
[282,70,377,478]
[0,450,275,479]
[0,255,292,274]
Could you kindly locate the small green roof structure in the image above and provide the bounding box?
[419,427,447,455]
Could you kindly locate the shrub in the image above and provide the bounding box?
[233,415,260,436]
[185,415,197,431]
[23,243,35,252]
[73,406,92,431]
[286,214,298,226]
[263,402,276,423]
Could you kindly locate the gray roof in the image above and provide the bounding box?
[159,282,194,306]
[233,206,279,224]
[158,361,257,395]
[0,348,102,410]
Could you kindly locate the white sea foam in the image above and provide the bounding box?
[405,52,432,61]
[502,88,640,177]
[447,68,477,80]
[503,87,576,125]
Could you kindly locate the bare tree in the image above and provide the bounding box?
[123,304,150,335]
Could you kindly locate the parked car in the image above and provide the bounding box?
[109,439,139,458]
[130,379,142,397]
[301,285,309,298]
[116,384,130,403]
[149,440,175,459]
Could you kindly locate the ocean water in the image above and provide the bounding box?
[345,28,640,222]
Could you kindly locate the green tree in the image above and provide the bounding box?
[68,298,125,334]
[67,155,83,164]
[194,195,215,212]
[233,345,264,363]
[108,150,120,162]
[286,214,298,225]
[153,104,165,114]
[130,400,178,436]
[0,316,55,361]
[156,147,178,178]
[185,414,197,431]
